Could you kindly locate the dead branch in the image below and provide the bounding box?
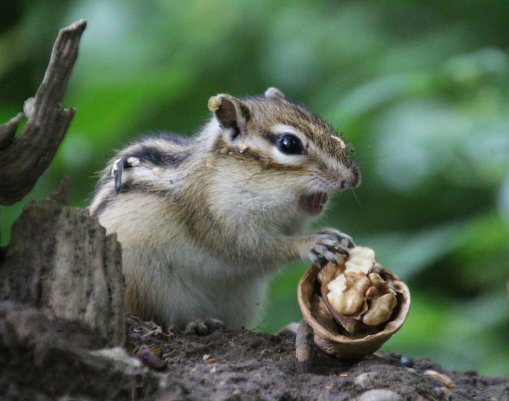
[0,20,86,205]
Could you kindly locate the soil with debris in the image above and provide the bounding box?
[1,302,507,401]
[126,317,508,401]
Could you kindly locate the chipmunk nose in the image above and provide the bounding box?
[340,163,361,189]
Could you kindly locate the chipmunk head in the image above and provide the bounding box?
[207,87,360,216]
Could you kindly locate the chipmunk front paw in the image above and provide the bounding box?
[303,229,356,266]
[185,318,225,335]
[318,228,355,250]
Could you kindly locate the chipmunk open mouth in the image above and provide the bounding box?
[299,192,328,215]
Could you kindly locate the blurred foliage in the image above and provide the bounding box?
[1,0,508,377]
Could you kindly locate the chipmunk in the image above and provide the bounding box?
[89,87,360,334]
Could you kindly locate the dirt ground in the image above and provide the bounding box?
[127,317,508,401]
[1,302,507,401]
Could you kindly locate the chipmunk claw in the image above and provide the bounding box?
[307,229,355,266]
[308,245,339,266]
[318,228,355,250]
[185,318,225,335]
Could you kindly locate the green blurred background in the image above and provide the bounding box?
[1,0,508,377]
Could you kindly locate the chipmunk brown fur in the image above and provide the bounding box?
[89,87,360,334]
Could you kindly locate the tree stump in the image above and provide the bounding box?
[0,179,125,345]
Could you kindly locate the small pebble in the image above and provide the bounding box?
[400,355,414,367]
[202,354,217,364]
[354,372,380,389]
[357,389,402,401]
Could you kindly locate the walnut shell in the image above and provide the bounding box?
[297,262,410,360]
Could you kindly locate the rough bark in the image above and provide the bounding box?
[0,302,161,401]
[0,179,125,345]
[0,20,86,205]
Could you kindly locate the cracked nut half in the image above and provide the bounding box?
[297,246,410,360]
[320,247,399,334]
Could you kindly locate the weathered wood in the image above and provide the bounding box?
[0,113,23,150]
[0,180,126,345]
[0,20,86,205]
[0,302,163,401]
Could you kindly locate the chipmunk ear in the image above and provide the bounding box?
[264,87,285,100]
[208,94,250,139]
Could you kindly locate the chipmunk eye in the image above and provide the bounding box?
[277,134,304,155]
